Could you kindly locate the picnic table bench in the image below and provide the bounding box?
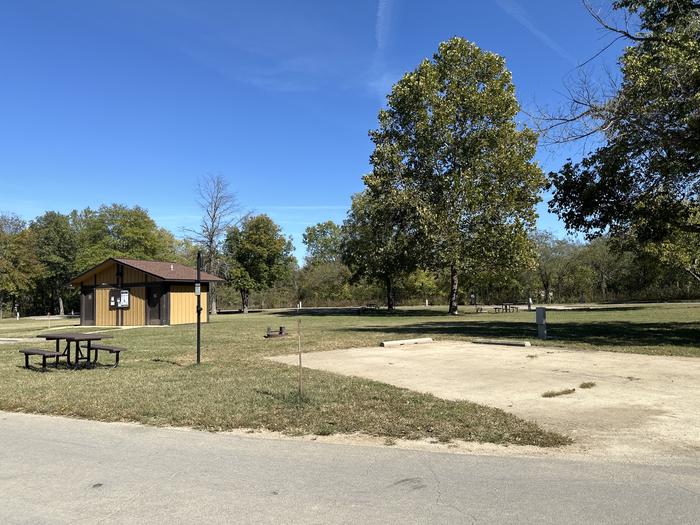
[19,348,63,370]
[25,332,116,369]
[81,343,127,367]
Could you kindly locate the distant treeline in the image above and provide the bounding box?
[2,205,697,318]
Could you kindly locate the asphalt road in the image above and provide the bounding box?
[1,411,699,524]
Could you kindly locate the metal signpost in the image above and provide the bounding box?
[195,251,202,364]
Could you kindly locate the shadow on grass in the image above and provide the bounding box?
[342,320,700,349]
[276,307,456,317]
[275,305,664,317]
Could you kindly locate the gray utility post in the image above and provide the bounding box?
[536,307,547,340]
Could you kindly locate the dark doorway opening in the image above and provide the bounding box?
[81,288,95,326]
[146,285,168,325]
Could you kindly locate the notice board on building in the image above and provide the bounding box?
[109,289,130,309]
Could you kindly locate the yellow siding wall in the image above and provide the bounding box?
[122,286,145,326]
[170,285,209,325]
[95,288,117,326]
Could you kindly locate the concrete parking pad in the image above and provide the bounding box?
[271,342,700,462]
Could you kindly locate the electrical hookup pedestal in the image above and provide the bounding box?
[536,307,547,340]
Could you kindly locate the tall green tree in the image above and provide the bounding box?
[222,214,295,313]
[341,190,417,310]
[548,1,700,280]
[0,213,43,317]
[366,37,544,313]
[302,221,343,265]
[29,211,77,315]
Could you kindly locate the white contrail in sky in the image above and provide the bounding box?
[375,0,393,51]
[370,0,396,100]
[495,0,577,65]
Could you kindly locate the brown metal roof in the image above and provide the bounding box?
[70,258,224,286]
[114,259,224,282]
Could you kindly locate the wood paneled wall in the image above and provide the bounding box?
[94,266,117,286]
[122,286,145,325]
[123,267,144,284]
[170,285,208,325]
[95,288,116,326]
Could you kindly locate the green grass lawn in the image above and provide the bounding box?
[0,317,80,338]
[1,303,698,447]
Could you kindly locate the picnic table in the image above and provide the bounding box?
[36,332,113,368]
[494,303,520,313]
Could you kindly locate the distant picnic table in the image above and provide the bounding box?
[494,303,520,314]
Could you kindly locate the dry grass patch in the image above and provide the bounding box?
[542,388,576,398]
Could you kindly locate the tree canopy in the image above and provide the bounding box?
[29,212,77,315]
[365,37,544,313]
[548,0,700,275]
[73,204,177,272]
[223,214,295,312]
[302,221,343,265]
[341,190,417,309]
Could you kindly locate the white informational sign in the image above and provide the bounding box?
[119,289,130,308]
[194,283,201,296]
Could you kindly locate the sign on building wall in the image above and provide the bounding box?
[120,289,130,308]
[109,289,131,309]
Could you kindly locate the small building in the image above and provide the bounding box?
[70,258,223,326]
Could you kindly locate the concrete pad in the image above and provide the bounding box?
[270,341,700,462]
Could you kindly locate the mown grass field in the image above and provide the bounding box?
[1,303,698,447]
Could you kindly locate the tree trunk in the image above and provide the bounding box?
[210,293,217,316]
[448,265,459,315]
[385,276,395,311]
[601,274,607,302]
[241,289,249,314]
[58,296,65,316]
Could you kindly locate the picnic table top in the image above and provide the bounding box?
[37,332,113,341]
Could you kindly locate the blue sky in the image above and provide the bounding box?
[0,1,623,261]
